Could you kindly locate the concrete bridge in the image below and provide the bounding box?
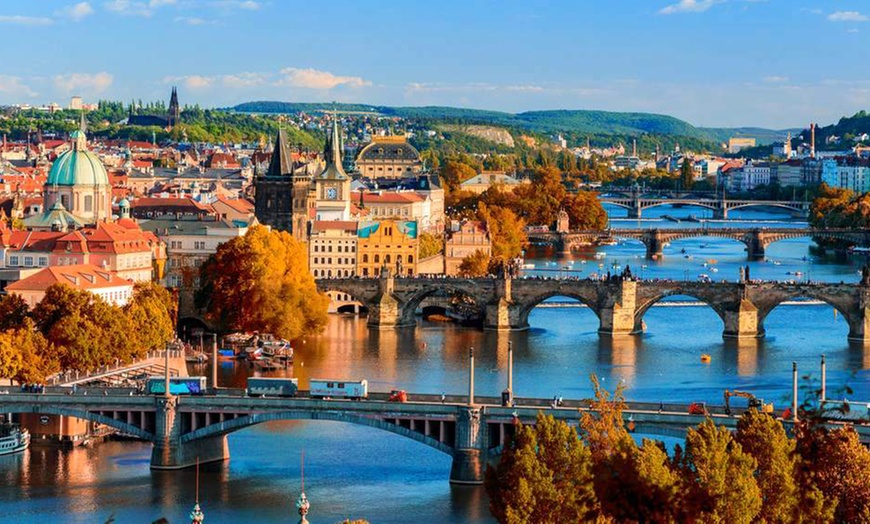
[526,227,870,259]
[598,192,810,219]
[316,274,870,343]
[4,388,864,484]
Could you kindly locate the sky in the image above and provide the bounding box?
[0,0,868,129]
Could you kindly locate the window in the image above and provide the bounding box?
[38,257,48,266]
[84,195,93,212]
[408,255,413,263]
[194,241,206,250]
[374,254,380,263]
[385,255,391,264]
[24,256,33,267]
[362,254,369,263]
[9,255,18,266]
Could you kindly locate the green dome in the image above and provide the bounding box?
[47,148,109,187]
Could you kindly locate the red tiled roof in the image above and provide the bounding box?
[7,264,132,292]
[360,192,424,204]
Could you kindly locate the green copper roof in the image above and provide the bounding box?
[47,149,110,187]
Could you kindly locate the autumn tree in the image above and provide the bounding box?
[562,191,608,231]
[0,293,29,331]
[797,425,870,523]
[735,409,803,523]
[0,321,57,384]
[418,232,443,259]
[476,203,526,263]
[486,412,597,524]
[196,225,329,340]
[679,419,762,523]
[125,282,176,352]
[458,249,490,277]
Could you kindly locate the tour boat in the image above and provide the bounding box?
[700,354,712,364]
[0,424,29,456]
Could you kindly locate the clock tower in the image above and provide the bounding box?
[315,115,351,221]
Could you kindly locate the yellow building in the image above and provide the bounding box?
[357,220,418,277]
[445,220,491,275]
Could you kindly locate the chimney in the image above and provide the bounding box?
[810,123,816,159]
[632,138,637,158]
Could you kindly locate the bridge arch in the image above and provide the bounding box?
[399,284,486,325]
[180,409,456,457]
[516,291,601,329]
[725,202,805,214]
[0,403,154,441]
[634,290,728,333]
[638,200,717,214]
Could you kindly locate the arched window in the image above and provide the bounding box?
[363,254,369,263]
[397,255,403,263]
[408,255,414,263]
[374,254,380,263]
[327,269,332,277]
[385,254,391,263]
[313,269,319,277]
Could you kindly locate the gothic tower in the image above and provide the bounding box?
[168,86,180,128]
[254,128,311,239]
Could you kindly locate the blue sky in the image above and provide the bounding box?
[0,0,868,128]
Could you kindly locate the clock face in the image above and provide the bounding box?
[327,187,338,200]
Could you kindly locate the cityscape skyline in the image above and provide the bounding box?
[0,1,869,129]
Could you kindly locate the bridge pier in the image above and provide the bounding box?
[642,230,664,259]
[722,299,764,339]
[713,207,727,220]
[598,280,642,336]
[847,305,870,344]
[627,207,642,219]
[150,396,230,470]
[450,407,489,485]
[485,276,527,331]
[746,230,766,260]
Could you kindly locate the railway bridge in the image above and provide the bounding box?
[4,388,865,484]
[526,227,870,259]
[316,274,870,342]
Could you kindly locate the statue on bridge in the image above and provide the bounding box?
[862,265,870,286]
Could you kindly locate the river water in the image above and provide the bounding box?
[2,206,870,523]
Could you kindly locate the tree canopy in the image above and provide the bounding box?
[196,225,329,339]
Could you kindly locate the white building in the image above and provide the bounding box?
[6,264,134,307]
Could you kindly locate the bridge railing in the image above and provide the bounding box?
[45,349,184,386]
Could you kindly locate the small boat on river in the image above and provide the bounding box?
[0,424,29,456]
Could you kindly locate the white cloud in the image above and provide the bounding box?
[221,72,268,88]
[174,16,215,25]
[149,0,176,6]
[213,0,260,10]
[277,68,370,89]
[0,15,54,25]
[54,72,114,93]
[828,11,869,22]
[659,0,718,15]
[0,75,38,98]
[763,76,789,83]
[56,2,95,21]
[104,0,152,16]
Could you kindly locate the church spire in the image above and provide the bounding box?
[266,127,293,177]
[169,86,180,128]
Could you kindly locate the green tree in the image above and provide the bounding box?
[486,412,597,524]
[196,225,329,339]
[680,419,762,523]
[680,157,694,190]
[418,232,443,259]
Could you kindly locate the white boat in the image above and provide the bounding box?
[0,424,29,456]
[594,253,606,259]
[521,263,535,269]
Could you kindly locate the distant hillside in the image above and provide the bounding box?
[230,101,791,146]
[803,111,870,150]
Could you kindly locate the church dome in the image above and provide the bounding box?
[46,131,109,187]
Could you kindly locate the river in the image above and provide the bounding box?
[2,206,869,523]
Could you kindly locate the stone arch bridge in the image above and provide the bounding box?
[526,227,870,259]
[317,275,870,343]
[6,390,866,484]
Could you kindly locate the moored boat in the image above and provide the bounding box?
[0,424,29,456]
